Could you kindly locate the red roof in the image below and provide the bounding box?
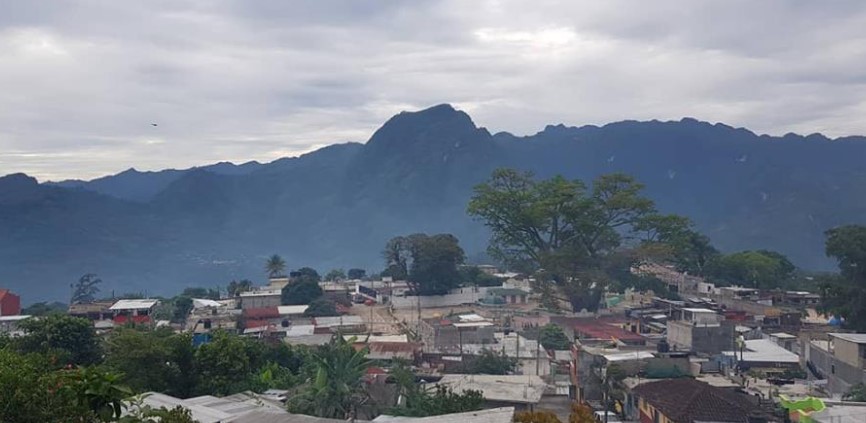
[244,319,273,330]
[243,307,280,319]
[572,319,645,342]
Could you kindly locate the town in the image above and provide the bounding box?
[3,211,866,423]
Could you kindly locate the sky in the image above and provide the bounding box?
[2,1,866,181]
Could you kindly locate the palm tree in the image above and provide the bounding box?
[265,255,286,278]
[288,335,371,419]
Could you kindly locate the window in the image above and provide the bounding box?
[831,364,835,374]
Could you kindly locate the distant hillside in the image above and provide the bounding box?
[3,104,866,302]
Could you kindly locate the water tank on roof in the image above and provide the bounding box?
[657,339,670,353]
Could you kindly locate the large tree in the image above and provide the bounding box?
[383,234,465,295]
[325,269,347,282]
[15,314,102,366]
[820,225,866,331]
[468,169,660,311]
[705,250,795,289]
[347,268,367,280]
[72,273,101,304]
[281,279,323,305]
[266,254,287,278]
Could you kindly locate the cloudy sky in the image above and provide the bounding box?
[2,1,866,181]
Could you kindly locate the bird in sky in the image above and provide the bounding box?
[151,123,158,127]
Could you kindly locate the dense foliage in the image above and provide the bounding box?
[461,349,518,375]
[287,336,371,419]
[820,225,866,331]
[468,169,668,311]
[304,298,339,317]
[539,324,572,351]
[281,279,324,305]
[388,361,483,417]
[383,233,466,295]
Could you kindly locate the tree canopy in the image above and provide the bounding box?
[304,298,339,317]
[820,225,866,331]
[347,268,367,280]
[468,169,664,311]
[461,349,517,375]
[325,269,346,282]
[281,279,324,305]
[383,233,465,295]
[14,314,102,366]
[72,273,102,304]
[539,324,572,351]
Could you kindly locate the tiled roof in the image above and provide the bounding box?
[633,378,759,423]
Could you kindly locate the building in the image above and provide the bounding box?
[630,378,776,423]
[484,288,528,305]
[723,338,801,370]
[68,301,115,322]
[420,314,496,354]
[0,289,21,316]
[566,317,647,346]
[314,315,366,334]
[806,333,866,395]
[109,299,159,324]
[239,288,282,309]
[0,315,31,335]
[437,375,545,411]
[666,308,734,355]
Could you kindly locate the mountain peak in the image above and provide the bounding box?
[0,172,39,187]
[365,104,484,151]
[0,173,41,204]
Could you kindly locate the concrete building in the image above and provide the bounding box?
[437,375,545,411]
[420,313,496,354]
[239,289,282,309]
[68,301,114,324]
[723,338,801,370]
[806,333,866,396]
[484,288,528,305]
[0,289,21,316]
[0,314,30,335]
[666,308,734,355]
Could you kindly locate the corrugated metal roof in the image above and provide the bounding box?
[110,299,159,310]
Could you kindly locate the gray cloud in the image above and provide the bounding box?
[2,0,866,180]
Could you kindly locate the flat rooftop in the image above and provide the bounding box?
[438,375,545,404]
[683,307,717,313]
[110,299,159,310]
[830,333,866,344]
[723,339,800,363]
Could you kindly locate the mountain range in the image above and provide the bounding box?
[2,104,865,302]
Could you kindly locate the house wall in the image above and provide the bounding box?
[666,321,733,355]
[806,342,866,395]
[834,338,864,368]
[0,292,21,316]
[240,295,281,309]
[666,321,693,352]
[638,398,674,423]
[391,287,493,309]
